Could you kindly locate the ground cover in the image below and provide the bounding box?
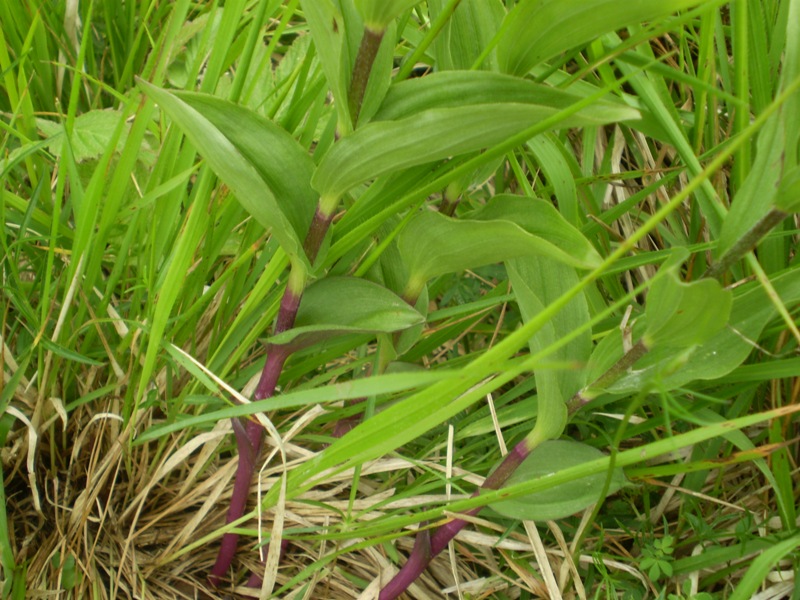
[1,1,799,598]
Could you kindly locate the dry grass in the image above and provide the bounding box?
[3,355,791,599]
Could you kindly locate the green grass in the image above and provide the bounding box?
[2,1,799,599]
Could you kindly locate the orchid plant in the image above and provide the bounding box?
[131,0,800,597]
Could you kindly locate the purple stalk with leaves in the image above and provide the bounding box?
[209,208,332,584]
[209,12,385,580]
[137,0,800,597]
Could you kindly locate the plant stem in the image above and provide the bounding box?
[209,334,295,585]
[703,207,789,280]
[348,26,384,127]
[304,205,335,267]
[439,181,461,216]
[379,440,532,599]
[209,205,334,585]
[209,20,387,576]
[567,338,650,412]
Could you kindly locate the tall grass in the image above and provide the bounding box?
[1,1,799,599]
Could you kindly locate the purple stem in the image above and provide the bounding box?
[209,207,332,586]
[304,206,334,268]
[209,335,294,584]
[331,398,365,438]
[379,440,531,600]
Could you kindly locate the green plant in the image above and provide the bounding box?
[641,529,676,582]
[3,0,800,598]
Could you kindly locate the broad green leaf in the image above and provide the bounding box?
[354,0,421,30]
[138,81,316,268]
[398,201,601,300]
[267,277,424,351]
[372,71,638,122]
[428,0,505,71]
[606,268,800,393]
[584,247,686,386]
[36,109,129,161]
[173,90,319,243]
[314,74,639,200]
[643,272,732,349]
[471,195,601,268]
[507,256,591,440]
[300,0,356,133]
[496,0,704,76]
[490,440,628,521]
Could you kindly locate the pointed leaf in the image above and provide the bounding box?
[372,71,638,122]
[643,272,732,349]
[428,0,505,71]
[491,440,628,521]
[471,195,601,268]
[526,134,581,225]
[775,165,800,213]
[496,0,705,76]
[398,198,601,299]
[172,90,318,244]
[606,269,800,393]
[314,74,639,199]
[507,256,591,439]
[717,113,786,256]
[268,277,424,351]
[139,81,315,267]
[301,0,353,132]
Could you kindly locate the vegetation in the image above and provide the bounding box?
[1,1,799,598]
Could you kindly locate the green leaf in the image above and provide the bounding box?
[138,81,316,268]
[526,134,580,225]
[40,339,105,367]
[496,0,704,76]
[173,90,318,244]
[268,277,424,351]
[398,203,601,301]
[643,272,732,349]
[608,268,800,393]
[36,109,129,161]
[356,22,397,126]
[507,256,591,440]
[490,440,628,521]
[301,0,353,132]
[727,534,800,600]
[302,0,394,130]
[717,112,786,256]
[428,0,505,71]
[471,195,602,268]
[354,0,421,30]
[775,165,800,213]
[372,71,637,122]
[313,73,639,200]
